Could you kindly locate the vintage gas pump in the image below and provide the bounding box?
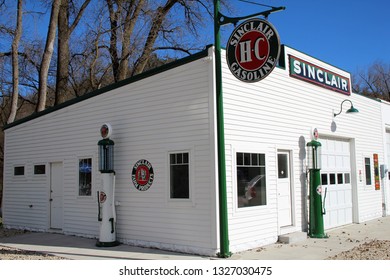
[307,138,327,238]
[96,123,119,247]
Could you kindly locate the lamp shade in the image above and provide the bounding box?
[346,106,359,114]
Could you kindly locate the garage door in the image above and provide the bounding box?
[320,138,353,229]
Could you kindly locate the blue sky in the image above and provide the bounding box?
[3,0,389,77]
[219,0,390,74]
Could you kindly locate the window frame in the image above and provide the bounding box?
[33,164,47,176]
[364,157,372,186]
[235,151,268,210]
[78,157,93,197]
[13,165,25,176]
[169,151,191,200]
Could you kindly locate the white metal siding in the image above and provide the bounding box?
[3,55,218,256]
[221,46,384,252]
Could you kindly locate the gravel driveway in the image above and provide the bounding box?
[0,227,67,260]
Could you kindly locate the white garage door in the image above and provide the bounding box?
[320,138,353,229]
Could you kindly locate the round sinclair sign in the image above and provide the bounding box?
[226,18,280,83]
[132,159,154,191]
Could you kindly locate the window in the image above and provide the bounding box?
[329,173,336,185]
[365,157,372,185]
[344,173,351,184]
[34,165,46,175]
[337,173,343,184]
[321,173,328,185]
[170,152,189,199]
[237,152,266,208]
[79,158,92,196]
[14,166,25,176]
[277,154,288,179]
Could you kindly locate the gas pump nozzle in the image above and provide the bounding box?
[322,187,327,215]
[97,191,102,221]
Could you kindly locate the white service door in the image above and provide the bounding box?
[277,151,293,227]
[50,162,63,229]
[321,138,353,229]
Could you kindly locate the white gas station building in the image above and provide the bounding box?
[2,43,390,256]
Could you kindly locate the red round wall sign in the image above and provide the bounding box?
[226,18,280,83]
[131,159,154,191]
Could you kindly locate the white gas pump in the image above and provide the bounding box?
[96,123,119,247]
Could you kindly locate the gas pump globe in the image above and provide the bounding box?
[307,140,322,170]
[96,123,118,247]
[98,139,114,173]
[306,139,327,238]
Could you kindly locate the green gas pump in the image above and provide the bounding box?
[307,139,327,238]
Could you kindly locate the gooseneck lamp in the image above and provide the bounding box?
[333,99,359,117]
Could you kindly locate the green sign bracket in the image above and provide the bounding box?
[217,6,285,26]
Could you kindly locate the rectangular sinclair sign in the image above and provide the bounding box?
[289,55,351,95]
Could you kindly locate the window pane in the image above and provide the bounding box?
[34,165,46,175]
[321,173,328,185]
[14,166,24,176]
[79,158,92,196]
[251,154,258,166]
[183,153,189,164]
[244,153,250,165]
[170,154,175,164]
[177,153,183,164]
[237,153,266,208]
[329,173,336,185]
[237,153,243,165]
[337,173,343,184]
[345,173,351,184]
[259,154,265,165]
[170,152,189,199]
[277,154,288,179]
[365,157,372,185]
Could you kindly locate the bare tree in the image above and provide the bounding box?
[55,0,91,105]
[353,62,390,102]
[7,0,23,124]
[106,0,146,82]
[132,0,178,76]
[36,0,61,112]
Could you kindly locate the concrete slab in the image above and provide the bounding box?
[1,216,390,260]
[278,232,307,244]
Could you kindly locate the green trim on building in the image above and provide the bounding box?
[4,47,211,131]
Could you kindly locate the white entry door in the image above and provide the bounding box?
[50,162,63,229]
[321,138,353,229]
[277,151,293,227]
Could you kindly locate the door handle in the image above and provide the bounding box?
[50,198,53,201]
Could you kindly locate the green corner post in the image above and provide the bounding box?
[214,0,231,258]
[307,140,327,238]
[213,1,285,257]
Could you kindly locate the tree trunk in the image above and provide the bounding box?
[55,0,91,105]
[54,0,70,105]
[36,0,61,112]
[132,0,178,76]
[117,0,145,81]
[107,0,120,82]
[7,0,23,124]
